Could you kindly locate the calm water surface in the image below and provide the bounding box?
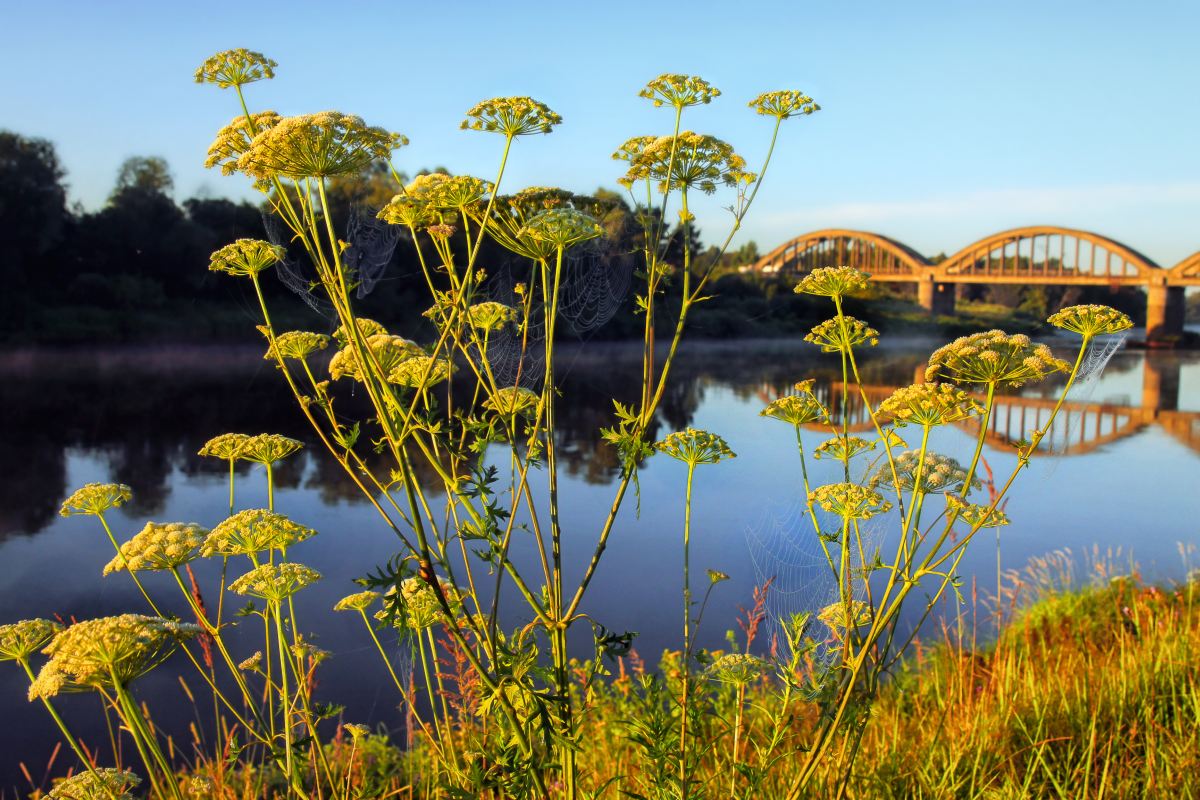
[1,339,1198,787]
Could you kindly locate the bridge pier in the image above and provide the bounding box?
[917,277,956,316]
[1145,281,1185,342]
[1141,355,1180,418]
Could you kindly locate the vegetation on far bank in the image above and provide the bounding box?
[0,130,1156,346]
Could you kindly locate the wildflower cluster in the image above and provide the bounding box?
[377,577,463,630]
[230,563,322,602]
[638,73,721,109]
[59,483,131,517]
[749,90,821,119]
[466,301,518,331]
[264,330,330,361]
[818,600,872,634]
[812,435,875,462]
[209,239,284,277]
[484,387,540,418]
[520,208,605,249]
[241,433,303,465]
[30,615,200,699]
[1047,304,1134,338]
[704,653,766,687]
[47,768,140,800]
[329,334,424,382]
[194,48,277,88]
[794,266,870,299]
[878,382,983,427]
[805,316,879,353]
[461,97,561,137]
[810,483,892,520]
[655,428,736,467]
[615,132,753,194]
[202,509,315,558]
[333,590,380,613]
[926,331,1069,386]
[388,355,453,389]
[103,521,208,575]
[236,112,406,180]
[760,384,826,426]
[332,317,388,346]
[870,451,979,495]
[947,495,1011,529]
[205,111,282,175]
[0,619,61,662]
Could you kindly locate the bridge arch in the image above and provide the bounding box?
[751,229,934,281]
[935,226,1161,285]
[1168,251,1200,285]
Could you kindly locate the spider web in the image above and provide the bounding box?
[1044,333,1127,460]
[344,204,401,299]
[262,212,335,318]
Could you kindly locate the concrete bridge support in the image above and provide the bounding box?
[1145,281,1185,341]
[1141,355,1180,418]
[917,277,956,316]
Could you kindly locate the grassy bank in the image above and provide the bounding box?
[33,559,1191,799]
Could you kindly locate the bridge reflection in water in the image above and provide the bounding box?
[757,356,1199,457]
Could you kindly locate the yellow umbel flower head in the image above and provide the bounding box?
[794,266,870,299]
[209,239,284,277]
[749,90,821,120]
[760,392,826,426]
[639,74,721,109]
[103,521,208,575]
[194,49,277,88]
[230,563,321,603]
[240,433,303,466]
[819,600,872,636]
[47,767,140,800]
[329,334,424,382]
[0,619,61,662]
[237,112,407,180]
[388,355,453,389]
[1047,304,1133,339]
[202,509,316,557]
[29,615,200,699]
[877,383,983,427]
[809,483,892,520]
[466,301,518,332]
[461,97,561,136]
[332,317,389,346]
[615,132,753,194]
[520,208,604,250]
[869,451,979,496]
[377,194,436,229]
[704,653,766,687]
[205,111,281,176]
[426,175,493,211]
[375,577,463,631]
[946,495,1011,529]
[483,387,540,418]
[655,428,736,468]
[344,723,370,739]
[263,330,330,361]
[60,483,132,517]
[805,316,879,353]
[925,331,1069,387]
[333,590,380,613]
[198,433,252,461]
[812,436,875,462]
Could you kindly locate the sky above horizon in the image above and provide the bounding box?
[4,0,1199,265]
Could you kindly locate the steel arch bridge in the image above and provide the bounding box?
[751,226,1198,339]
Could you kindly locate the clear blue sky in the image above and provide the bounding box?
[4,0,1198,265]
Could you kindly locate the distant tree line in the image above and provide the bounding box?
[2,129,1157,344]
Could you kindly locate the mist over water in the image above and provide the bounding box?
[1,339,1197,786]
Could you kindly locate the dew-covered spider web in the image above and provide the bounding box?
[1044,332,1127,462]
[472,234,637,388]
[344,204,401,299]
[745,493,887,663]
[263,212,335,318]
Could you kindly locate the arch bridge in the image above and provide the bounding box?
[752,227,1199,340]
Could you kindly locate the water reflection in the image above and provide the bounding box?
[0,341,1197,785]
